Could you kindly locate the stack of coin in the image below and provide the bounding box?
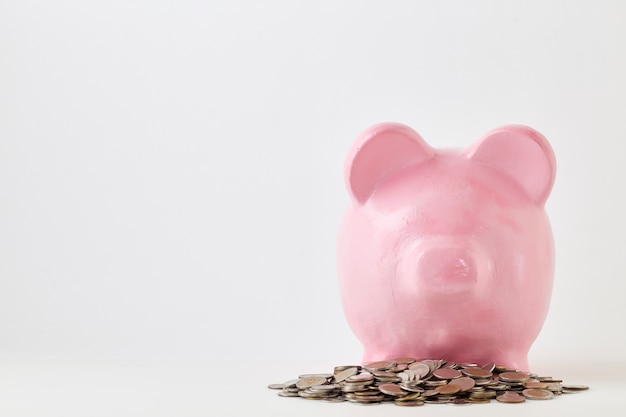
[268,358,588,406]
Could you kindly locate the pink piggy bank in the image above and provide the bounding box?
[337,123,556,372]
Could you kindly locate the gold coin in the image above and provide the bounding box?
[454,377,476,392]
[451,398,472,405]
[468,398,491,404]
[394,357,416,364]
[395,391,424,401]
[462,368,492,378]
[394,363,409,371]
[394,400,425,406]
[496,392,526,403]
[423,379,447,387]
[522,388,555,400]
[435,383,461,395]
[432,367,462,379]
[378,383,406,396]
[364,360,395,371]
[499,372,530,383]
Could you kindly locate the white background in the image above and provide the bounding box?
[1,0,625,415]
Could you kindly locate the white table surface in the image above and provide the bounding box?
[0,358,620,416]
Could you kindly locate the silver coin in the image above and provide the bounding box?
[345,373,374,384]
[298,373,332,379]
[408,362,431,379]
[334,365,360,372]
[348,389,378,394]
[298,390,326,399]
[546,382,563,392]
[282,379,298,388]
[562,384,589,391]
[309,383,340,392]
[399,383,425,393]
[278,390,300,397]
[348,395,385,403]
[296,376,327,389]
[333,367,358,383]
[322,396,346,402]
[423,379,447,387]
[468,398,491,404]
[341,384,371,392]
[425,398,451,404]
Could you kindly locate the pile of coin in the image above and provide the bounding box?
[268,358,588,406]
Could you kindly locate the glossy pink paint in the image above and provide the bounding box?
[337,123,556,371]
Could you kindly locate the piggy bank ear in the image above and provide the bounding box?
[466,125,556,205]
[345,122,434,204]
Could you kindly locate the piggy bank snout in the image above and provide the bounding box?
[399,240,491,294]
[417,247,477,285]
